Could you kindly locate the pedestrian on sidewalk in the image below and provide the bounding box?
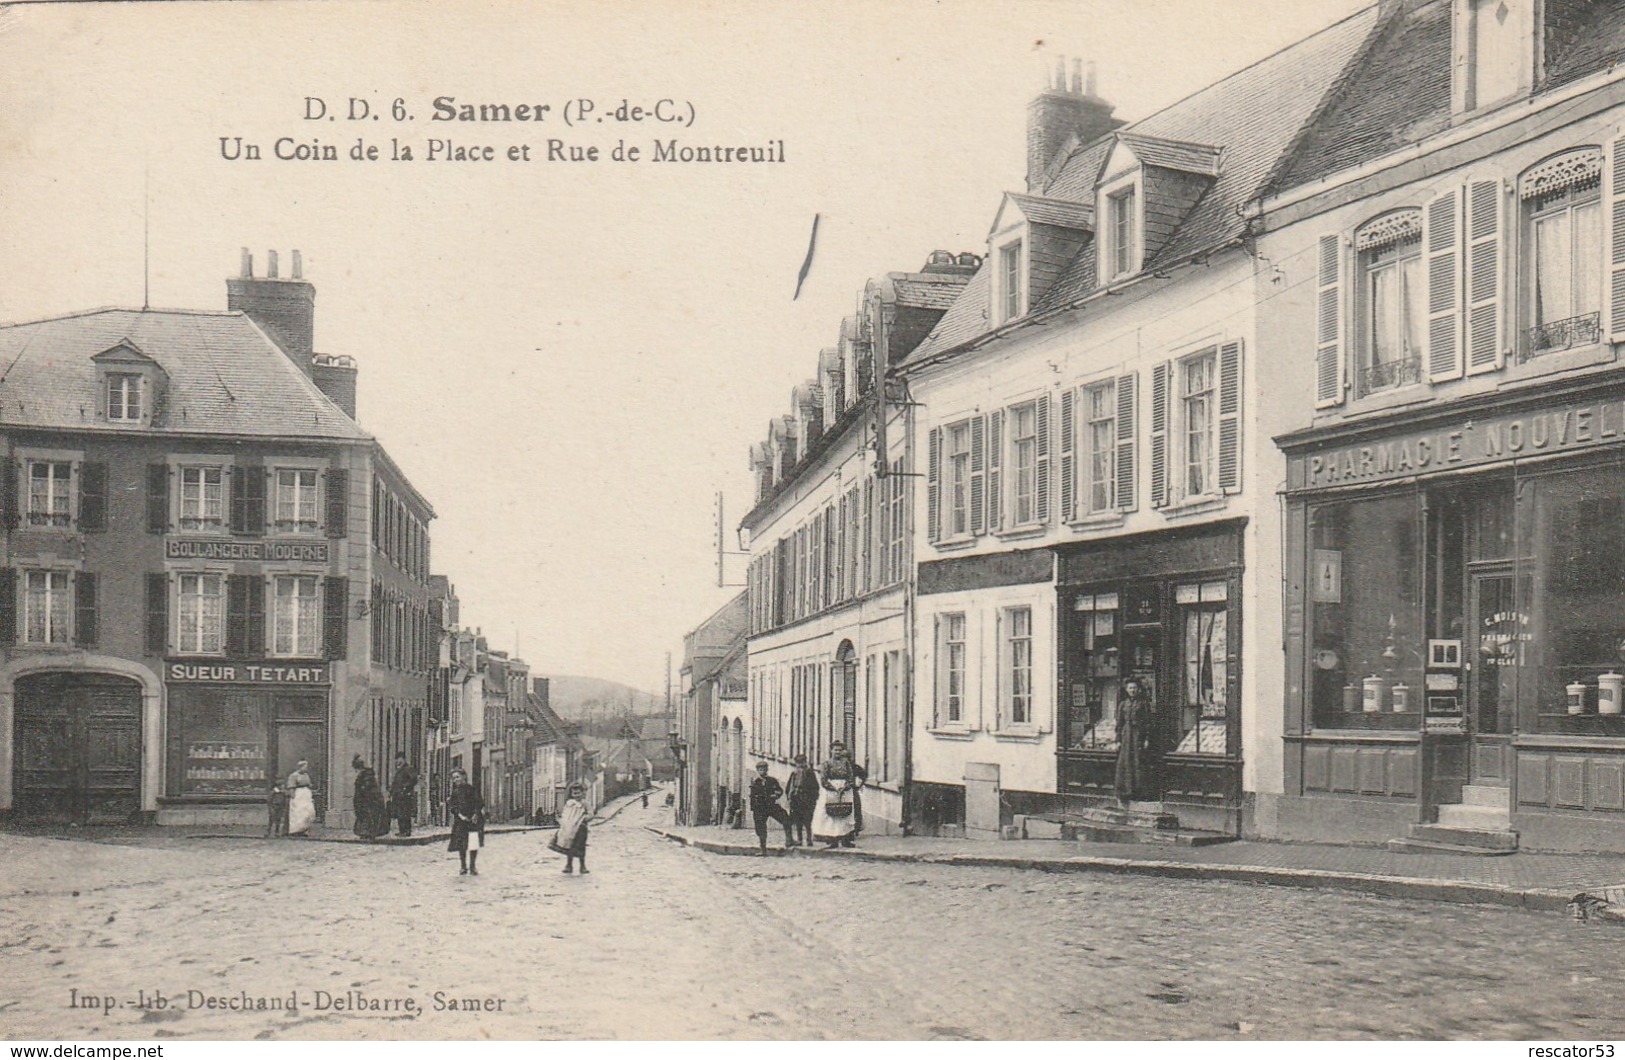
[352,756,390,840]
[266,781,289,838]
[748,761,794,855]
[814,741,864,849]
[286,761,317,836]
[1115,677,1153,806]
[447,768,485,875]
[389,752,419,837]
[785,753,818,847]
[552,783,590,874]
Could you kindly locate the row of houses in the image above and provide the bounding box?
[681,0,1625,853]
[0,250,596,829]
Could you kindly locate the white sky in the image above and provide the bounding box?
[0,0,1371,693]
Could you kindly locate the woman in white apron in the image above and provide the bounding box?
[286,761,317,835]
[813,741,863,848]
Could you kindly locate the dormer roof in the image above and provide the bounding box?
[991,192,1096,236]
[91,338,162,366]
[1106,132,1223,179]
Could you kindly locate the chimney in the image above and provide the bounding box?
[226,248,316,374]
[1026,54,1121,194]
[312,354,359,420]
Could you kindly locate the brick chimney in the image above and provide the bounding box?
[312,354,359,420]
[228,248,316,374]
[1026,57,1120,193]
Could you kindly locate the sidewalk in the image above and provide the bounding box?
[649,823,1625,916]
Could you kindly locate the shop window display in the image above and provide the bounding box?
[1174,582,1229,754]
[1308,492,1424,727]
[1066,593,1120,750]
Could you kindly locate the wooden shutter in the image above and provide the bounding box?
[1217,341,1243,494]
[925,428,941,543]
[247,468,267,534]
[226,574,252,656]
[1314,234,1343,408]
[1035,391,1052,524]
[1150,361,1170,508]
[324,576,349,661]
[1466,178,1504,374]
[1058,388,1076,522]
[0,567,14,644]
[325,468,349,538]
[1115,373,1138,512]
[144,572,168,655]
[1426,187,1464,382]
[969,416,986,535]
[78,462,107,532]
[986,409,1004,532]
[146,463,169,533]
[74,571,97,647]
[1608,133,1625,343]
[0,459,16,531]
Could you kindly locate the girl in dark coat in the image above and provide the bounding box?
[1115,679,1153,806]
[447,768,485,875]
[351,756,390,840]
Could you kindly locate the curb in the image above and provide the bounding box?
[591,787,661,826]
[185,825,547,847]
[642,826,1578,914]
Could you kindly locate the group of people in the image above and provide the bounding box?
[349,752,421,840]
[265,760,318,837]
[748,741,866,855]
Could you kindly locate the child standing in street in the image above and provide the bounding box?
[553,783,590,874]
[749,761,794,855]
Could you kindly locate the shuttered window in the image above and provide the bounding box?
[1425,188,1463,383]
[1009,401,1039,525]
[178,573,226,655]
[986,410,1004,532]
[1315,234,1344,408]
[78,462,107,533]
[74,572,97,648]
[22,569,71,644]
[145,573,168,654]
[1523,157,1602,362]
[1465,178,1504,372]
[1114,373,1138,512]
[324,576,349,661]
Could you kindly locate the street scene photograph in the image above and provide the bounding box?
[5,0,1625,1044]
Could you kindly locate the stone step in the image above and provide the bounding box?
[1435,803,1511,830]
[1460,784,1511,809]
[1064,806,1181,830]
[1067,822,1237,848]
[1407,823,1519,851]
[1385,836,1517,856]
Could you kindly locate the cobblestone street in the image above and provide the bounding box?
[4,799,1625,1041]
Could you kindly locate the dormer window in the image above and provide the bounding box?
[107,372,143,422]
[1455,0,1535,114]
[1109,187,1138,278]
[999,240,1025,322]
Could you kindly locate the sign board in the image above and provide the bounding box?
[166,538,330,563]
[167,661,331,685]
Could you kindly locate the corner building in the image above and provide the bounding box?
[0,251,435,828]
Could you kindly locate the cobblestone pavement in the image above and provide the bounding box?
[4,798,1624,1041]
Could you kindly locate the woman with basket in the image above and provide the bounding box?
[446,768,485,876]
[813,741,865,849]
[551,783,590,874]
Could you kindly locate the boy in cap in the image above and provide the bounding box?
[748,761,794,855]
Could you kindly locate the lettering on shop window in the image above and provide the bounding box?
[167,662,330,683]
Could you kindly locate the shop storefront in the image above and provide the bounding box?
[159,660,330,826]
[1280,384,1625,851]
[1056,520,1245,834]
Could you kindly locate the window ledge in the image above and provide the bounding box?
[1068,511,1127,532]
[1347,381,1430,417]
[1502,342,1616,384]
[932,537,977,553]
[993,524,1047,541]
[993,727,1045,742]
[1158,495,1228,520]
[927,726,977,741]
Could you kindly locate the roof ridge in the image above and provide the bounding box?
[0,306,249,330]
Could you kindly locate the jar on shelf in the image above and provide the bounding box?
[1567,681,1590,716]
[1391,683,1410,713]
[1599,673,1623,716]
[1362,675,1387,713]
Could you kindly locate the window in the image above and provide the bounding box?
[936,613,967,725]
[179,466,225,530]
[1010,402,1038,525]
[23,569,71,644]
[946,421,972,537]
[1000,241,1023,321]
[107,373,142,422]
[176,573,225,655]
[1174,583,1229,755]
[1469,0,1521,108]
[274,469,319,533]
[26,461,72,527]
[1003,606,1034,727]
[1065,593,1121,750]
[1356,214,1425,395]
[1180,350,1217,498]
[1523,158,1602,359]
[1109,188,1137,277]
[272,575,320,657]
[1083,381,1116,513]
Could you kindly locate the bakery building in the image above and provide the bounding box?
[1255,0,1625,850]
[0,250,436,827]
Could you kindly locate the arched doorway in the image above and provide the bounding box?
[13,672,143,822]
[731,717,745,798]
[835,641,858,757]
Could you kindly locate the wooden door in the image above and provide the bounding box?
[14,673,141,822]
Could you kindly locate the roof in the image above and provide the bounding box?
[1002,192,1095,232]
[901,6,1379,369]
[892,275,966,311]
[1114,132,1224,177]
[1273,0,1625,192]
[0,308,368,440]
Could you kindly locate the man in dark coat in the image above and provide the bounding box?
[785,753,819,847]
[748,761,794,855]
[389,752,419,837]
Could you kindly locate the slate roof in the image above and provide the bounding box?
[901,5,1379,369]
[0,308,367,440]
[892,275,967,311]
[1274,0,1625,192]
[1003,192,1095,232]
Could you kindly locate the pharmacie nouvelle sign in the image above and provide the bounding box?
[1292,396,1625,490]
[165,538,330,562]
[167,661,330,684]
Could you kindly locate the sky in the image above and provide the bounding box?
[0,0,1371,694]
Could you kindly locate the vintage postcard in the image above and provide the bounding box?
[4,0,1625,1044]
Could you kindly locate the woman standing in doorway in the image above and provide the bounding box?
[1115,678,1153,806]
[447,768,485,875]
[286,760,317,836]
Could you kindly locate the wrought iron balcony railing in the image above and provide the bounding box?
[1521,311,1600,362]
[1355,355,1421,397]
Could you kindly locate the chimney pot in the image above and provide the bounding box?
[1071,58,1083,94]
[240,248,253,279]
[267,250,279,279]
[292,249,303,280]
[1087,61,1098,97]
[1054,56,1066,91]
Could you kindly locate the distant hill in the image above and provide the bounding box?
[544,674,665,722]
